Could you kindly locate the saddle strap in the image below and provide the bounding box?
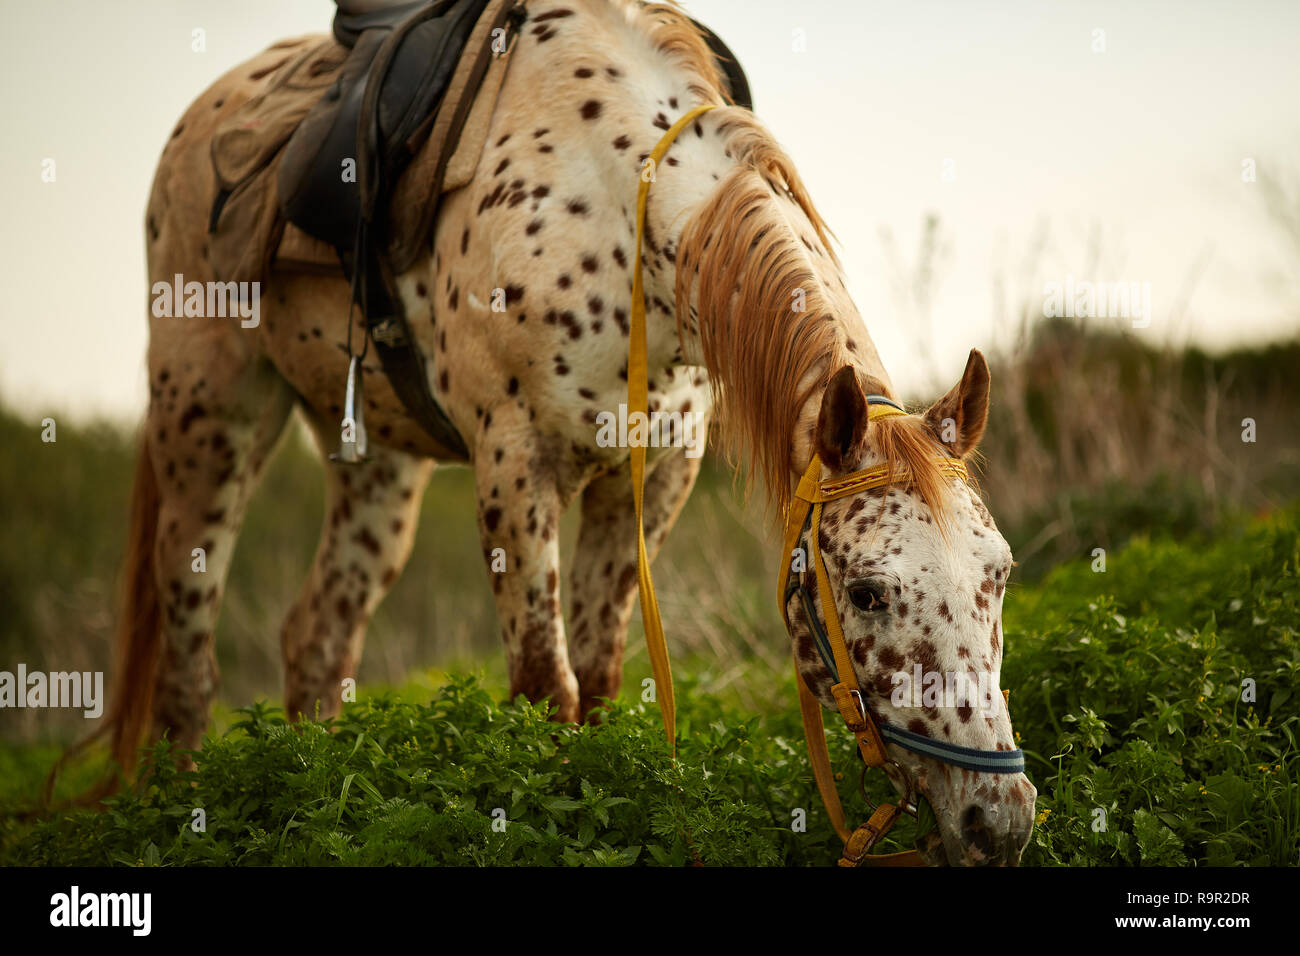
[386,0,526,274]
[363,0,525,459]
[356,0,487,223]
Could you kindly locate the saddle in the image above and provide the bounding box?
[207,0,752,460]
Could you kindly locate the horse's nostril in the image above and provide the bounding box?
[961,805,995,859]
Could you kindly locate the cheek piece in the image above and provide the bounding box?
[776,399,1024,867]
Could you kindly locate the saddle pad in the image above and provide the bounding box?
[207,37,346,284]
[440,31,513,194]
[273,223,343,273]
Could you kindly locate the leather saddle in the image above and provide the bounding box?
[278,0,515,459]
[279,0,493,263]
[333,0,429,47]
[278,0,750,279]
[210,0,753,461]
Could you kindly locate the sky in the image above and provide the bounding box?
[1,0,1297,422]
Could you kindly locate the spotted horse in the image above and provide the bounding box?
[88,0,1034,864]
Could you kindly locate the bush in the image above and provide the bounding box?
[1005,506,1300,865]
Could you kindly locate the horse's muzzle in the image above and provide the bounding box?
[921,775,1037,866]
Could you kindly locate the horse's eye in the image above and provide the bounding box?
[847,581,889,612]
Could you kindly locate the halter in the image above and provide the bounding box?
[776,399,1024,866]
[627,105,1023,868]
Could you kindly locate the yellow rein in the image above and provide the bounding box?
[628,103,718,756]
[627,106,987,866]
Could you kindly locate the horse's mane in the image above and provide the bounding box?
[635,2,732,103]
[635,2,959,524]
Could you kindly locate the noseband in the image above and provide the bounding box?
[776,398,1024,867]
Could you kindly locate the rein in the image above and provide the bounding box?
[627,106,1023,868]
[627,103,719,753]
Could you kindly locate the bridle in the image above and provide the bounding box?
[776,398,1025,866]
[626,104,1024,868]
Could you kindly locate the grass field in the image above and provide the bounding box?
[2,505,1296,866]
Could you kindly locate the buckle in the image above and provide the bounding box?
[832,683,868,731]
[849,689,866,721]
[840,803,906,866]
[370,317,407,347]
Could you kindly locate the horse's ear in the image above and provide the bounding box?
[815,365,868,472]
[924,349,990,457]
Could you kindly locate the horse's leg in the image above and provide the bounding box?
[147,357,296,761]
[280,417,435,721]
[472,408,580,723]
[568,450,705,721]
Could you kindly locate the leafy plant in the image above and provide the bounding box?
[3,509,1297,866]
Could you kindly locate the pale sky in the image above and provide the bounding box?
[2,0,1297,423]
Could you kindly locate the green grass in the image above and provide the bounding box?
[1003,508,1300,865]
[2,507,1297,866]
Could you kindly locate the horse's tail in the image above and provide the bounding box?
[43,433,162,808]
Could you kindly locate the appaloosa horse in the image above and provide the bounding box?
[102,0,1034,864]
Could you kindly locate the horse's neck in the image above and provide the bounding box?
[575,2,894,484]
[641,130,894,443]
[633,126,728,369]
[638,123,884,356]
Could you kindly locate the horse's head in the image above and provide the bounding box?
[783,349,1036,866]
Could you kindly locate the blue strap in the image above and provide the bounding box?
[786,511,841,678]
[864,394,904,411]
[878,721,1025,774]
[796,584,840,679]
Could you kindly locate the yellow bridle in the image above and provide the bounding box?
[776,404,969,866]
[626,105,1006,867]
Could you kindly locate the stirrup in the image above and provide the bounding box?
[329,355,370,465]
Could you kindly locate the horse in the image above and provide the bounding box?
[96,0,1035,865]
